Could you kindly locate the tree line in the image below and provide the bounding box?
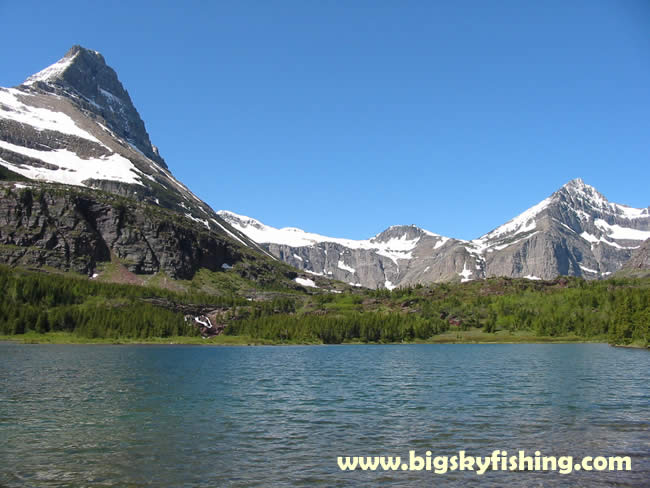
[0,266,647,345]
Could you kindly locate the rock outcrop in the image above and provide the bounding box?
[615,239,650,278]
[0,182,250,279]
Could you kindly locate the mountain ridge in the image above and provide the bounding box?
[219,178,650,288]
[1,46,648,290]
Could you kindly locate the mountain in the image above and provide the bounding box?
[0,46,303,288]
[219,179,650,288]
[216,212,466,289]
[0,46,242,236]
[468,178,649,280]
[2,47,648,290]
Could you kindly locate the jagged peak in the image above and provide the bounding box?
[18,46,169,169]
[555,177,610,208]
[23,45,105,86]
[556,179,647,219]
[22,45,129,107]
[560,177,602,197]
[565,177,586,187]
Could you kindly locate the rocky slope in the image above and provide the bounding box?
[0,45,260,253]
[220,179,650,288]
[0,182,234,278]
[615,239,650,278]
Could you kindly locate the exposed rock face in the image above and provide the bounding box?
[615,239,650,277]
[627,239,650,269]
[23,45,166,168]
[0,182,244,279]
[474,179,649,280]
[220,179,649,288]
[0,45,265,256]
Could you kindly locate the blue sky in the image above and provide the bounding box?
[1,1,648,240]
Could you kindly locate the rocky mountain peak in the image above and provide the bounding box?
[557,178,607,204]
[20,45,167,169]
[565,177,586,188]
[222,178,648,287]
[372,225,427,243]
[553,178,648,221]
[24,45,111,90]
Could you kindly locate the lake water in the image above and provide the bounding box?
[1,343,648,487]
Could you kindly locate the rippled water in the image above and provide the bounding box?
[1,343,648,487]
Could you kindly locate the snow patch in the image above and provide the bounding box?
[337,260,356,273]
[184,213,210,230]
[579,265,598,274]
[0,140,143,187]
[612,203,647,219]
[210,219,248,246]
[295,277,317,288]
[580,230,640,249]
[0,88,101,143]
[305,269,325,276]
[580,232,599,243]
[459,262,473,283]
[594,219,650,241]
[433,237,449,250]
[554,219,576,233]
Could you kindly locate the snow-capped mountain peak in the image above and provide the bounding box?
[220,179,649,288]
[24,49,80,86]
[18,45,166,170]
[24,46,102,85]
[1,46,259,252]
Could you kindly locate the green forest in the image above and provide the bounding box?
[228,277,649,346]
[0,266,244,339]
[0,266,648,346]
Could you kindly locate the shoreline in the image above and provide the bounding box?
[3,332,644,348]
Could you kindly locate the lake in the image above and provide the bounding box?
[0,343,648,487]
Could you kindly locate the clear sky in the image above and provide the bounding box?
[1,1,648,240]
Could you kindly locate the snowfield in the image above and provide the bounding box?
[0,140,143,186]
[218,210,423,265]
[0,88,101,143]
